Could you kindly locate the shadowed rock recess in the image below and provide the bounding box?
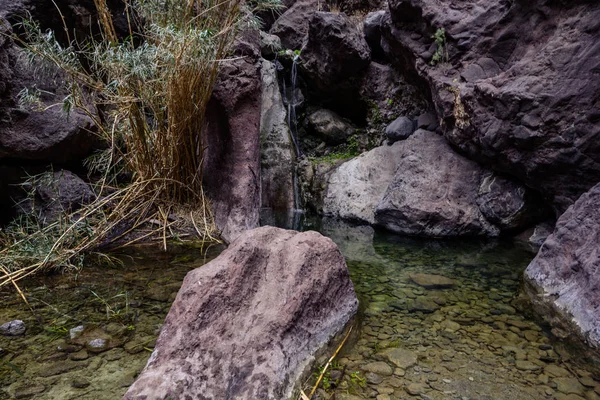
[123,226,358,400]
[525,183,600,368]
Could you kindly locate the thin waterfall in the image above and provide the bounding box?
[283,55,304,225]
[287,55,301,159]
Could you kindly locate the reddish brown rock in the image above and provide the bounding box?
[203,31,262,243]
[123,226,358,400]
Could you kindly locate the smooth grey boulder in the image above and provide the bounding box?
[123,226,358,400]
[323,141,405,224]
[385,116,415,143]
[307,109,355,145]
[375,130,537,237]
[525,183,600,363]
[259,60,295,214]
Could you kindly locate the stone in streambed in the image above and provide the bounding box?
[408,297,439,313]
[383,348,417,369]
[363,361,393,376]
[409,273,455,289]
[123,227,358,400]
[14,383,46,399]
[554,377,586,397]
[0,320,25,336]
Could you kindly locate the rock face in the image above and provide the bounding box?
[323,142,405,224]
[381,0,600,213]
[269,0,318,50]
[300,12,371,119]
[525,183,600,359]
[203,32,262,243]
[374,130,542,237]
[307,109,355,145]
[259,59,295,215]
[123,226,358,400]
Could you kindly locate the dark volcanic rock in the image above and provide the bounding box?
[203,31,262,243]
[525,183,600,364]
[385,116,415,143]
[301,12,371,119]
[307,109,355,145]
[381,0,600,213]
[374,130,541,237]
[123,226,358,400]
[0,20,102,165]
[269,0,318,50]
[16,169,95,224]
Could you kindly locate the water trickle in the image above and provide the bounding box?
[286,54,301,160]
[281,55,304,223]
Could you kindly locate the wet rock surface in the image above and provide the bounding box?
[259,59,295,214]
[525,183,600,366]
[124,227,358,399]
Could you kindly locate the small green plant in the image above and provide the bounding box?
[349,371,366,388]
[386,98,394,106]
[431,27,448,65]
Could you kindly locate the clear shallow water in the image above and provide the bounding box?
[299,218,600,400]
[0,243,224,399]
[0,220,598,400]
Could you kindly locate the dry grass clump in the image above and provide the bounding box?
[0,0,279,289]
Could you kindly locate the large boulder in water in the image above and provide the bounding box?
[123,226,358,399]
[380,0,600,214]
[323,142,406,224]
[374,130,543,237]
[524,183,600,366]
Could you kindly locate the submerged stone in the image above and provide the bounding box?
[409,273,455,289]
[363,361,393,376]
[383,348,417,369]
[0,320,26,336]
